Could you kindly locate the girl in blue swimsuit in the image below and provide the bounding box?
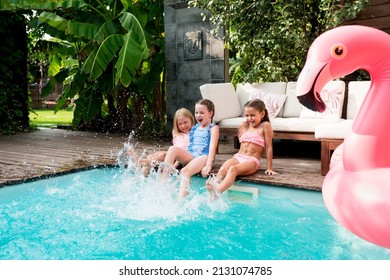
[163,99,219,198]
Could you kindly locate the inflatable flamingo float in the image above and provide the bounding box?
[296,25,390,249]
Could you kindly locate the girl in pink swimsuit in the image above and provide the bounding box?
[206,99,277,199]
[138,108,195,176]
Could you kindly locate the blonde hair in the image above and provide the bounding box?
[172,108,195,135]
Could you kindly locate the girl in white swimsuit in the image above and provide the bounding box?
[207,99,277,199]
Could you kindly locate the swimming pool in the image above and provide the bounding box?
[0,166,389,260]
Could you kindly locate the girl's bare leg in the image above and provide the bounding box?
[179,156,207,198]
[139,151,167,176]
[207,161,257,198]
[161,146,193,178]
[206,158,238,195]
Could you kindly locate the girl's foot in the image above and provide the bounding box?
[206,176,221,201]
[138,158,151,167]
[126,146,137,158]
[141,165,151,177]
[179,176,191,199]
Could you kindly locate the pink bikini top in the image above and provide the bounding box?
[172,133,190,149]
[239,130,265,148]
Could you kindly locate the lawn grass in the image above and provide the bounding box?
[29,109,73,128]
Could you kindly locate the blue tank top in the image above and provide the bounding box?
[187,123,216,158]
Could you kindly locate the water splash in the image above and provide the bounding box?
[116,131,142,169]
[113,137,229,222]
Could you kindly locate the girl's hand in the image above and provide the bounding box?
[265,169,277,175]
[201,165,212,177]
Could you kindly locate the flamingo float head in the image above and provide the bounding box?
[297,25,390,112]
[297,25,390,249]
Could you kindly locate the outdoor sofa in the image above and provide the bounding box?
[200,80,370,175]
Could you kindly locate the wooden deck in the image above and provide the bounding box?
[0,129,324,191]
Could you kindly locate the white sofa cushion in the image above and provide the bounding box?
[271,117,342,133]
[283,82,303,118]
[347,80,370,119]
[218,116,342,133]
[236,82,287,117]
[199,83,242,123]
[299,80,345,119]
[315,120,353,139]
[218,117,246,129]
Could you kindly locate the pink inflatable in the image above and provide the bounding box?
[296,25,390,248]
[329,143,343,170]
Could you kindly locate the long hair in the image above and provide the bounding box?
[244,99,270,123]
[196,99,215,122]
[172,108,195,135]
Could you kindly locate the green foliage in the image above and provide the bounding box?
[1,0,165,135]
[32,1,149,126]
[0,11,30,134]
[0,0,86,11]
[189,0,369,83]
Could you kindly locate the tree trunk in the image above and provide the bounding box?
[152,79,165,124]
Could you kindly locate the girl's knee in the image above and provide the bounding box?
[227,165,239,176]
[180,167,191,178]
[219,165,228,175]
[167,146,176,153]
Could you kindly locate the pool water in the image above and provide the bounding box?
[0,167,389,260]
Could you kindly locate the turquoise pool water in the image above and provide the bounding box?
[0,167,389,260]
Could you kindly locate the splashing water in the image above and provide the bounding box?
[114,138,229,222]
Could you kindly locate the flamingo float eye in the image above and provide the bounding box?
[331,44,347,59]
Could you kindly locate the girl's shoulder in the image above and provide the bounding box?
[173,131,189,138]
[238,121,247,136]
[203,122,218,130]
[239,121,249,129]
[260,121,272,129]
[191,123,200,130]
[210,123,219,134]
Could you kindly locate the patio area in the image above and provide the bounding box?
[0,128,324,190]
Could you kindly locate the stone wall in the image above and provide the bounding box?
[164,0,226,134]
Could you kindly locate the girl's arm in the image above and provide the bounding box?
[201,125,220,177]
[238,121,248,137]
[263,122,277,175]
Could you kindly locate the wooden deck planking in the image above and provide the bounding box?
[0,129,324,190]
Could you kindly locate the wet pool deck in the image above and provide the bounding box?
[0,129,324,191]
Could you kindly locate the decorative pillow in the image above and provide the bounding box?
[200,83,242,123]
[299,87,345,119]
[247,89,287,119]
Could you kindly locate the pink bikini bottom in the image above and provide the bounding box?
[233,153,260,170]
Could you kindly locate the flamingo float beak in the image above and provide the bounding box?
[297,86,326,112]
[296,60,331,113]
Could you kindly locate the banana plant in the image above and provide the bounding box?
[2,0,165,133]
[36,1,150,130]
